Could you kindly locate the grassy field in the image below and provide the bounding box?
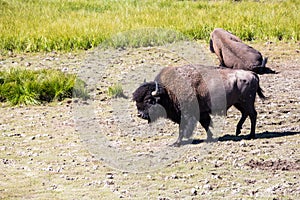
[0,0,299,53]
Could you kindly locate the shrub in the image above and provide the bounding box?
[107,83,125,98]
[0,68,89,105]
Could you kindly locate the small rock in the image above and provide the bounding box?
[191,188,197,196]
[158,197,170,200]
[66,176,75,181]
[0,146,7,151]
[44,57,54,61]
[82,101,89,105]
[171,174,179,179]
[146,174,152,179]
[93,165,99,170]
[203,184,213,191]
[25,62,31,67]
[103,179,114,186]
[174,189,181,194]
[49,184,58,190]
[106,173,114,179]
[66,99,72,104]
[194,185,200,189]
[9,133,25,137]
[212,174,222,180]
[240,141,247,147]
[61,67,68,72]
[245,179,256,184]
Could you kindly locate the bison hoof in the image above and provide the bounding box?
[170,142,181,147]
[236,130,241,136]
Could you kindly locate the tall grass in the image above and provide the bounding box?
[0,0,299,53]
[0,68,89,105]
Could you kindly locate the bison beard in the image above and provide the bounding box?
[132,65,265,147]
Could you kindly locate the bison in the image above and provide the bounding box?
[210,28,274,74]
[132,65,265,146]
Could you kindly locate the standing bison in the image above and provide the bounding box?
[210,28,273,74]
[133,65,265,146]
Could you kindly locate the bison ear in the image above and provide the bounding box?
[143,79,146,83]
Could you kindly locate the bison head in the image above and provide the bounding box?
[132,81,166,123]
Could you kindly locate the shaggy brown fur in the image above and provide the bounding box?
[210,28,272,74]
[133,65,265,146]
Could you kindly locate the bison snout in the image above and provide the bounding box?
[137,111,143,118]
[137,111,148,119]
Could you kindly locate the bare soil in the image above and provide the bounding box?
[246,159,300,171]
[0,41,299,199]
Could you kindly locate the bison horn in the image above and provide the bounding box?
[261,57,268,68]
[151,81,159,96]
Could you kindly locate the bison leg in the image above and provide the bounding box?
[199,112,213,141]
[236,113,247,136]
[234,103,257,139]
[172,115,197,147]
[234,104,248,136]
[248,108,257,139]
[172,132,184,147]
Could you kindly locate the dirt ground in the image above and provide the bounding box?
[0,41,299,199]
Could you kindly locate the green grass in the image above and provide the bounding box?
[0,0,299,53]
[107,83,125,98]
[0,68,89,105]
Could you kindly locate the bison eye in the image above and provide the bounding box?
[145,98,156,105]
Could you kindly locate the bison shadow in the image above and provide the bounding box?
[190,131,300,145]
[215,66,278,75]
[254,67,277,75]
[216,66,277,75]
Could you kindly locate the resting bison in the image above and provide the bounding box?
[133,65,265,146]
[210,28,273,74]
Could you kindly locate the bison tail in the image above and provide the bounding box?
[257,86,266,100]
[252,72,267,100]
[254,72,267,100]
